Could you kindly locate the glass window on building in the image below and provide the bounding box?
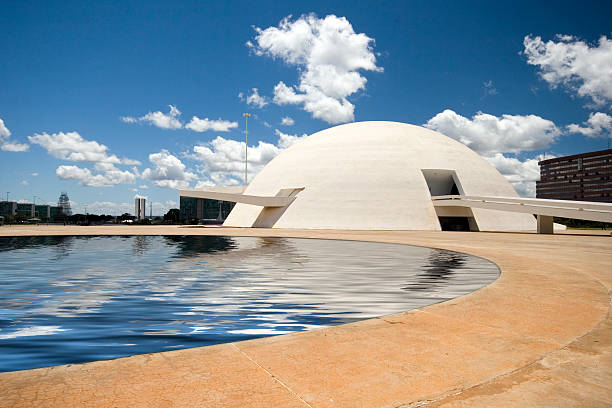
[180,197,236,224]
[179,197,198,223]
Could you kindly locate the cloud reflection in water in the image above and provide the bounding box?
[0,235,498,372]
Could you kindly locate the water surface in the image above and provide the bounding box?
[0,235,499,372]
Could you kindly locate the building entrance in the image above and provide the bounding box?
[421,169,478,231]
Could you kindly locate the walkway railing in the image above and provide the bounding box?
[432,195,612,233]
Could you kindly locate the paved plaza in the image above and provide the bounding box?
[0,225,610,407]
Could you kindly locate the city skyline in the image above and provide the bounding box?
[1,1,611,215]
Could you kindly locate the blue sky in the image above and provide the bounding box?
[1,0,611,215]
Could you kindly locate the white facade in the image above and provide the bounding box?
[223,121,537,231]
[135,198,146,220]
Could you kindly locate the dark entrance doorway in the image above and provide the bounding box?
[438,216,472,231]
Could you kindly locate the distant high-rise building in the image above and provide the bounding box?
[58,192,72,216]
[135,197,146,220]
[16,203,35,218]
[35,205,51,220]
[0,201,17,216]
[1,201,61,221]
[537,149,612,203]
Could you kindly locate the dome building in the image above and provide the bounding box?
[217,121,536,231]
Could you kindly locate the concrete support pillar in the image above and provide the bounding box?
[537,215,554,234]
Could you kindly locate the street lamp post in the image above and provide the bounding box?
[242,113,251,185]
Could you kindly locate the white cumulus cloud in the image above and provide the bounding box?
[425,109,563,197]
[524,34,612,106]
[191,137,277,186]
[0,118,29,152]
[141,149,197,189]
[1,141,30,152]
[567,112,612,138]
[281,116,295,126]
[0,119,11,139]
[121,105,183,129]
[56,165,136,187]
[485,153,545,197]
[122,105,238,133]
[424,109,561,156]
[245,88,268,108]
[93,162,117,172]
[189,130,306,186]
[121,157,142,165]
[28,131,139,165]
[275,129,306,149]
[185,117,238,132]
[249,14,382,124]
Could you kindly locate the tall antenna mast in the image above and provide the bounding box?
[242,113,251,185]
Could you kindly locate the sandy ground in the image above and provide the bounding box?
[0,225,610,407]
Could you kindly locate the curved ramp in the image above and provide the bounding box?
[433,195,612,233]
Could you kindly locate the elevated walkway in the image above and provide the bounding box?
[432,195,612,233]
[179,187,304,208]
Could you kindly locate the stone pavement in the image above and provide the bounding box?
[0,225,610,407]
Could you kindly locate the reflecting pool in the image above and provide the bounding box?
[0,235,499,372]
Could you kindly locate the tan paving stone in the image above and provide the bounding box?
[0,343,307,408]
[236,310,559,407]
[0,225,610,407]
[423,286,607,344]
[430,315,612,407]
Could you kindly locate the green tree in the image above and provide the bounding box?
[164,208,180,224]
[118,213,136,222]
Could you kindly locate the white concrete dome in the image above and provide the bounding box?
[224,121,536,231]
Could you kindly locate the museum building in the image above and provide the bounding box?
[180,122,539,231]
